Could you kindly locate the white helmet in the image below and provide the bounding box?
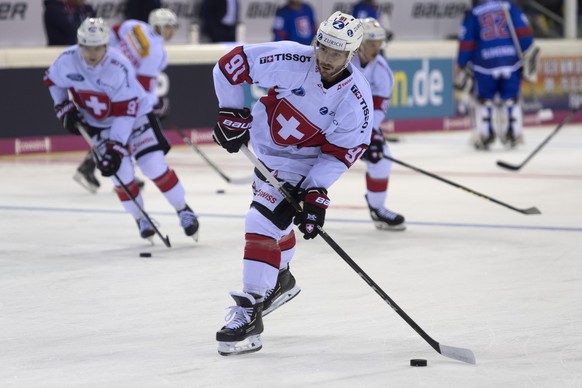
[77,17,110,46]
[148,8,178,29]
[316,11,363,63]
[361,18,386,42]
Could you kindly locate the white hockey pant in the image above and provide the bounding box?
[242,174,298,297]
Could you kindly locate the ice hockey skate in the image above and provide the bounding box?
[136,217,155,242]
[178,205,199,241]
[73,155,100,194]
[263,266,301,316]
[500,126,524,149]
[472,132,495,150]
[217,291,264,356]
[366,195,406,231]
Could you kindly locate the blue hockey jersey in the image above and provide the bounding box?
[272,3,317,46]
[352,1,379,20]
[457,0,533,74]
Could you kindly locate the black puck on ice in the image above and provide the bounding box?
[410,359,427,367]
[139,252,152,258]
[216,189,225,194]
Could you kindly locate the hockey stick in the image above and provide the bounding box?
[497,108,579,171]
[384,155,541,215]
[240,145,476,365]
[176,128,253,184]
[76,123,172,248]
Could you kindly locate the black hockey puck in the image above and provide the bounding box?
[216,189,225,194]
[139,252,152,258]
[410,359,427,367]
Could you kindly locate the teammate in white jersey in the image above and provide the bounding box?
[44,18,199,243]
[352,17,405,231]
[212,11,372,355]
[73,9,178,193]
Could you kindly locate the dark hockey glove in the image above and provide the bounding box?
[453,67,474,94]
[361,129,385,163]
[153,96,170,118]
[212,107,252,153]
[54,100,84,135]
[294,188,330,240]
[96,141,128,177]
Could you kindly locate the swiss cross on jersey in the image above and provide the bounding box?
[269,98,320,146]
[71,90,138,120]
[75,91,110,119]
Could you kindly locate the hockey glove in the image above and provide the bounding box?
[361,129,385,163]
[153,96,170,118]
[55,100,84,135]
[453,67,474,94]
[96,141,128,177]
[212,107,252,153]
[294,188,330,240]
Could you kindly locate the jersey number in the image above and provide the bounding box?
[479,11,510,41]
[225,54,246,83]
[346,146,365,164]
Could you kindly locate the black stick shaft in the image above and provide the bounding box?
[77,124,171,248]
[177,129,232,183]
[497,108,579,171]
[385,155,541,215]
[240,145,475,364]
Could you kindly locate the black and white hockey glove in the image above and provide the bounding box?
[212,107,252,153]
[294,188,330,240]
[361,129,385,164]
[453,67,474,94]
[153,96,170,118]
[54,100,84,135]
[96,140,128,177]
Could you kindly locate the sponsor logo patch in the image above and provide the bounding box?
[66,73,85,81]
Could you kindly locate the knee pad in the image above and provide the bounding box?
[476,100,494,141]
[498,99,523,143]
[137,151,168,179]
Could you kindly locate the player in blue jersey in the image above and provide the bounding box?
[352,0,379,19]
[456,0,535,150]
[272,0,317,45]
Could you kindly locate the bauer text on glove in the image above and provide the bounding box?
[294,188,330,240]
[212,107,252,153]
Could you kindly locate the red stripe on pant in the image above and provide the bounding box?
[153,169,179,192]
[366,173,388,192]
[114,180,141,201]
[278,230,296,253]
[244,233,281,269]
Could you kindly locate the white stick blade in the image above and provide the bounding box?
[439,344,476,364]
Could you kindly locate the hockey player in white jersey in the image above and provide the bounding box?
[352,17,405,231]
[73,9,178,193]
[111,8,178,116]
[44,18,199,242]
[212,11,372,355]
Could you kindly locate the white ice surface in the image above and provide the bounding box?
[1,127,581,388]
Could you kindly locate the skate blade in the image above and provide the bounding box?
[218,335,262,356]
[72,172,98,194]
[141,235,155,245]
[374,221,406,231]
[263,286,301,317]
[190,229,199,243]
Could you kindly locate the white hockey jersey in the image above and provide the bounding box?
[351,53,393,130]
[44,46,152,145]
[213,41,373,190]
[110,20,168,107]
